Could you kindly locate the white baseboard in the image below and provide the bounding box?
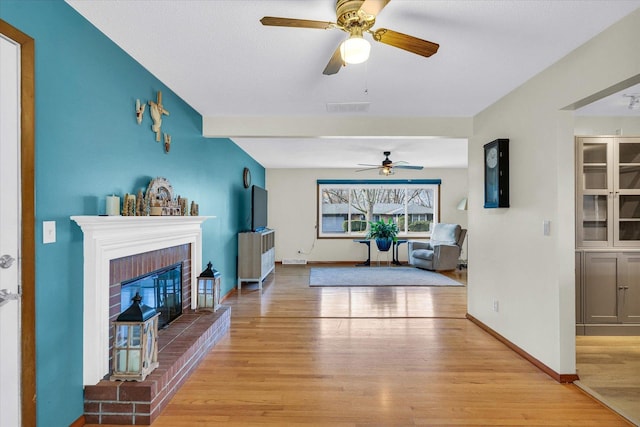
[282,258,307,265]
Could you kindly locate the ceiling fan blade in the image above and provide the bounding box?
[356,166,383,172]
[394,165,424,170]
[358,0,391,18]
[323,44,344,75]
[260,16,335,30]
[373,28,439,57]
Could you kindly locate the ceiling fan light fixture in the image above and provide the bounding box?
[340,33,370,65]
[380,166,394,176]
[626,94,640,110]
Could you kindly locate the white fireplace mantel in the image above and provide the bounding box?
[71,215,213,386]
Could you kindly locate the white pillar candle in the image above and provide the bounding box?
[106,196,120,216]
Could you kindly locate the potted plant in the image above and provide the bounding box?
[366,218,399,252]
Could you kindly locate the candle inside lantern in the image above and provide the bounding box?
[106,195,120,216]
[128,350,141,373]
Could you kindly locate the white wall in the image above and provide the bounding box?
[574,116,640,136]
[469,9,640,375]
[267,167,468,263]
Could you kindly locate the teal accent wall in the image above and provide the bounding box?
[1,1,263,425]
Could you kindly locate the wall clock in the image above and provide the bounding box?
[484,139,509,208]
[243,167,251,189]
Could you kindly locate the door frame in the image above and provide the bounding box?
[0,19,36,427]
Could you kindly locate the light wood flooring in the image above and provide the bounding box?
[90,264,631,426]
[576,336,640,425]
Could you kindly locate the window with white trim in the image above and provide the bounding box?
[317,180,440,238]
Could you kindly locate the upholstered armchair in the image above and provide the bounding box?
[408,223,467,271]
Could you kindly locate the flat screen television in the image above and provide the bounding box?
[251,185,268,231]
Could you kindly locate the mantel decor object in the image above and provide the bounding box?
[106,177,197,217]
[106,195,120,216]
[147,177,179,215]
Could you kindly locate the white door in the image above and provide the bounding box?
[0,33,22,427]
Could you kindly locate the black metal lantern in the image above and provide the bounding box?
[110,292,159,381]
[197,261,221,311]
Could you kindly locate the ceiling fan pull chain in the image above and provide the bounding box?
[364,61,369,95]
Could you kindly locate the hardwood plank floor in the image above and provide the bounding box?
[89,264,631,426]
[576,336,640,425]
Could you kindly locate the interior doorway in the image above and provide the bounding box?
[0,19,36,427]
[572,80,640,426]
[0,30,22,427]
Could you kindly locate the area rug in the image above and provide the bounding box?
[309,267,463,287]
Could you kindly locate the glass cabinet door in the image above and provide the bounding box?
[577,138,613,247]
[615,139,640,246]
[582,194,609,242]
[582,142,608,190]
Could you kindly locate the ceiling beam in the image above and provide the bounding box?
[202,116,473,139]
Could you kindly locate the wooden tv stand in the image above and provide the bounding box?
[237,229,275,290]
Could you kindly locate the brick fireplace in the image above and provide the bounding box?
[72,216,231,424]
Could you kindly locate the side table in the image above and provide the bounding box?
[392,239,408,265]
[353,239,371,266]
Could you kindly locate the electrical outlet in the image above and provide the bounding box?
[493,299,499,312]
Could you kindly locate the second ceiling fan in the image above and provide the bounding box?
[357,151,424,176]
[260,0,440,75]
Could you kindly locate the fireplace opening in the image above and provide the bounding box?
[121,263,183,329]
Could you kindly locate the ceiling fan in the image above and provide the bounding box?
[357,151,424,176]
[260,0,439,75]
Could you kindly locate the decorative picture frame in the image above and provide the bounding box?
[483,138,509,208]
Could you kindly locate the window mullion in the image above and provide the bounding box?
[347,187,352,234]
[404,188,408,234]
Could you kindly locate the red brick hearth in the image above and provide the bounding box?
[84,307,230,424]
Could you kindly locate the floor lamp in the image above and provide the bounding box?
[457,198,468,269]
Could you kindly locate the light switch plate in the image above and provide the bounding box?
[43,221,56,244]
[543,220,551,236]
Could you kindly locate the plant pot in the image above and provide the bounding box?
[375,238,393,252]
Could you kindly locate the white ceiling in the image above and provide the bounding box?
[66,0,640,169]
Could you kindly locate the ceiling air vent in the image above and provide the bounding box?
[326,102,371,113]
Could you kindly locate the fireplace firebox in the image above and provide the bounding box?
[120,263,182,329]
